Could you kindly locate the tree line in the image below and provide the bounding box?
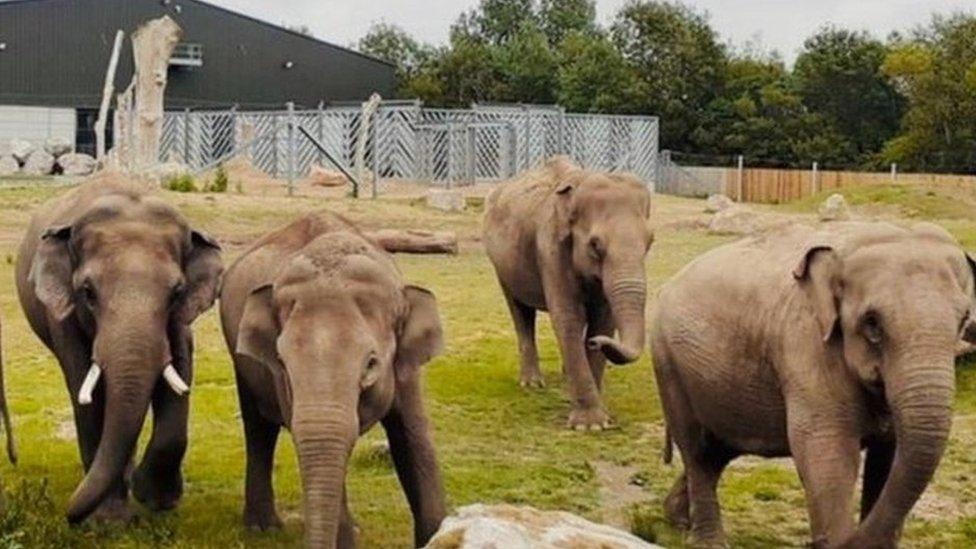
[357,0,976,174]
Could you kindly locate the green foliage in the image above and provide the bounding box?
[494,22,559,103]
[165,173,198,193]
[207,164,229,193]
[557,30,645,113]
[538,0,597,45]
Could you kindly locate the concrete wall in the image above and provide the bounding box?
[657,164,728,198]
[0,105,76,146]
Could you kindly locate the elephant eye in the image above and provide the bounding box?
[588,236,605,260]
[861,311,884,346]
[365,354,380,371]
[170,281,187,303]
[81,281,97,306]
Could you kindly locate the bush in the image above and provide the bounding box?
[165,173,198,193]
[208,164,229,193]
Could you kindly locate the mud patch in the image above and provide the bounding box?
[591,460,648,528]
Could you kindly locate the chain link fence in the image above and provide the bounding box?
[160,101,660,194]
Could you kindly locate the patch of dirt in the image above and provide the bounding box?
[55,420,76,441]
[912,488,968,522]
[591,460,648,528]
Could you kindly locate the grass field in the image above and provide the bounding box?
[0,179,973,548]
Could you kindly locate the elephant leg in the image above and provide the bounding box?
[238,378,283,531]
[585,299,613,392]
[861,436,895,522]
[133,328,193,512]
[337,486,357,549]
[545,291,607,430]
[788,420,860,548]
[503,292,543,388]
[382,371,446,547]
[52,323,131,521]
[664,471,690,530]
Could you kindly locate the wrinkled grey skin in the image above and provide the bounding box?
[651,222,976,548]
[220,212,446,548]
[484,158,654,430]
[15,182,222,523]
[0,316,17,466]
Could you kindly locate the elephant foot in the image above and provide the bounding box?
[664,489,690,529]
[518,372,546,389]
[131,466,183,512]
[89,497,135,523]
[567,406,614,431]
[244,505,284,531]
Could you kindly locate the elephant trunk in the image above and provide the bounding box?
[856,350,955,543]
[293,403,358,548]
[590,262,647,365]
[66,324,166,523]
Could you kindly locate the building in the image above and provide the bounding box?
[0,0,396,154]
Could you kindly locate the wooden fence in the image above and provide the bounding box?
[722,167,976,204]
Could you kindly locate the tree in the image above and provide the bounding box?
[495,22,560,103]
[437,36,507,106]
[793,27,904,164]
[881,14,976,172]
[539,0,597,46]
[611,1,727,151]
[358,23,438,99]
[557,31,645,113]
[453,0,537,46]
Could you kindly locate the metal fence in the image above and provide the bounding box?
[160,101,660,194]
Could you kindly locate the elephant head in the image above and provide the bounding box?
[28,196,222,522]
[234,239,443,547]
[794,236,974,543]
[555,170,653,364]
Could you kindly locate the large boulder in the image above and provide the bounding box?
[22,150,55,175]
[819,193,851,222]
[708,206,761,235]
[9,139,35,164]
[44,138,73,157]
[427,189,466,213]
[704,193,735,213]
[424,504,660,549]
[0,156,19,176]
[58,153,98,176]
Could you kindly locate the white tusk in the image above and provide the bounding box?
[78,363,102,406]
[162,364,190,396]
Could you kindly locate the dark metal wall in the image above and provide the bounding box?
[0,0,397,110]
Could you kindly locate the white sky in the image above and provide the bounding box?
[213,0,974,63]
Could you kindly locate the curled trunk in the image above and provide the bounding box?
[589,267,647,365]
[855,353,955,543]
[293,406,358,548]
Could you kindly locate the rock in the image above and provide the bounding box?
[708,207,761,235]
[425,504,660,549]
[308,165,350,187]
[426,189,466,213]
[44,138,73,157]
[22,150,55,175]
[819,193,851,222]
[9,139,35,164]
[705,194,735,213]
[58,153,98,176]
[0,156,19,176]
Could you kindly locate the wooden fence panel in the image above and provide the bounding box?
[722,167,976,204]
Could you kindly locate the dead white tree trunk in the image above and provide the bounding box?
[366,229,459,255]
[356,93,382,187]
[96,30,125,163]
[130,16,182,171]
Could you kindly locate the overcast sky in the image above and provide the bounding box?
[213,0,973,63]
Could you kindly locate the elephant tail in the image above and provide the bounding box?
[663,426,673,465]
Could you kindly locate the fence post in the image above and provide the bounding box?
[812,161,819,197]
[891,163,898,183]
[182,108,190,165]
[736,155,745,202]
[286,101,295,197]
[317,101,325,166]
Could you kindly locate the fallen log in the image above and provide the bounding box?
[367,229,459,255]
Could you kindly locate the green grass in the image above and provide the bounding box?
[0,182,973,547]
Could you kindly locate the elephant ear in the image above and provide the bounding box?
[793,245,841,343]
[553,173,582,241]
[236,284,294,423]
[395,286,444,375]
[175,230,223,325]
[29,225,75,323]
[965,254,976,344]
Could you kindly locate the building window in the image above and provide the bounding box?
[170,43,203,67]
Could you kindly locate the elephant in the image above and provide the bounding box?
[483,157,654,430]
[650,221,976,548]
[14,181,223,523]
[0,316,17,465]
[219,211,447,548]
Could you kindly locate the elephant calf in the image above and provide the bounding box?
[651,222,976,548]
[484,157,653,430]
[15,181,222,522]
[220,211,446,548]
